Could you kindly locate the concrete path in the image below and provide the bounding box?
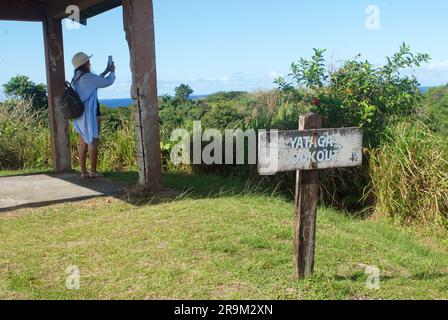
[0,173,129,212]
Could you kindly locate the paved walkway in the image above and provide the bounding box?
[0,173,128,212]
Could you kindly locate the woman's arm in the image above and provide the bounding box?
[85,72,116,89]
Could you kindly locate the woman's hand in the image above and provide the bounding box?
[103,62,116,74]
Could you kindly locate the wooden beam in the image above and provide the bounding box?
[42,18,72,172]
[80,0,121,21]
[0,1,45,21]
[123,0,162,191]
[45,0,121,20]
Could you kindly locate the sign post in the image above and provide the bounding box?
[294,113,322,278]
[258,113,363,279]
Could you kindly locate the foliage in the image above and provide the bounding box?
[204,91,247,103]
[275,48,328,90]
[159,94,209,140]
[422,85,448,136]
[2,75,48,112]
[369,121,448,226]
[0,99,138,172]
[244,90,309,131]
[0,99,51,169]
[174,83,194,101]
[270,45,433,212]
[275,44,430,146]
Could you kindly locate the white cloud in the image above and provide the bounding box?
[415,60,448,86]
[427,60,448,70]
[269,71,282,79]
[100,80,132,99]
[99,72,279,98]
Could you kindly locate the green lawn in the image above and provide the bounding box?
[0,172,447,300]
[0,168,53,177]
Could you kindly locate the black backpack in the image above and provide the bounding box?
[60,73,86,120]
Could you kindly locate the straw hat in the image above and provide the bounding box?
[72,52,93,70]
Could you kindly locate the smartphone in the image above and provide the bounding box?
[108,55,113,68]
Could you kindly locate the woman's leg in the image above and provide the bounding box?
[97,116,102,134]
[79,136,88,176]
[88,139,99,175]
[90,116,103,176]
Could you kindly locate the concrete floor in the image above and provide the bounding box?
[0,173,128,212]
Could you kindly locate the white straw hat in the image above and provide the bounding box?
[72,52,93,70]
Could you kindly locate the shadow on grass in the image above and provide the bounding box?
[105,170,287,207]
[333,272,394,283]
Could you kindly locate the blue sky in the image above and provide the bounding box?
[1,0,448,99]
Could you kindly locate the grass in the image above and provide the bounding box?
[369,122,448,226]
[0,168,52,177]
[0,173,448,300]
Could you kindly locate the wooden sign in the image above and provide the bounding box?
[258,127,363,175]
[257,113,363,279]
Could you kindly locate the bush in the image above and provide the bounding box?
[369,122,448,225]
[275,44,430,147]
[2,75,48,112]
[0,99,51,169]
[422,85,448,136]
[272,44,431,210]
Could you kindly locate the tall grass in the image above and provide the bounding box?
[0,101,137,172]
[0,99,52,170]
[70,111,137,172]
[369,122,448,226]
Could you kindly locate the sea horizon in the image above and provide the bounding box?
[100,95,209,108]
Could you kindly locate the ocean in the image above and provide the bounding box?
[100,95,209,108]
[99,98,134,108]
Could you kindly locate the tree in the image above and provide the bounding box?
[175,84,194,101]
[2,75,48,111]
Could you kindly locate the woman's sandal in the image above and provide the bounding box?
[89,172,104,179]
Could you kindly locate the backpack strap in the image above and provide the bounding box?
[71,72,87,85]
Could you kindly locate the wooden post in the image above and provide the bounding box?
[43,18,72,172]
[294,113,323,278]
[122,0,162,191]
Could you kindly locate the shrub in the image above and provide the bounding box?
[275,44,430,147]
[272,44,431,211]
[422,85,448,136]
[369,122,448,226]
[0,99,51,169]
[2,75,48,112]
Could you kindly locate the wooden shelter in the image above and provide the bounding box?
[0,0,162,191]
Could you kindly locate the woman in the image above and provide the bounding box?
[71,52,116,179]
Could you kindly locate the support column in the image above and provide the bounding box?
[43,18,71,172]
[123,0,162,191]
